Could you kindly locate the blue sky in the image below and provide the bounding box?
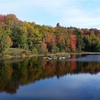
[0,0,100,29]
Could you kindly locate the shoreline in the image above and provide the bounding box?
[39,52,100,57]
[69,52,100,55]
[1,52,100,61]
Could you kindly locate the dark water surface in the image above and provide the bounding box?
[0,55,100,100]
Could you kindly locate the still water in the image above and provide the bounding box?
[0,55,100,100]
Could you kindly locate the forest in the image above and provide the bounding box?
[0,14,100,56]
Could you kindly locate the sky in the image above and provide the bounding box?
[0,0,100,29]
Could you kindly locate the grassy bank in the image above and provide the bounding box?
[1,48,70,59]
[1,48,100,60]
[0,48,36,60]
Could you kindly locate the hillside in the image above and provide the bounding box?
[0,14,100,58]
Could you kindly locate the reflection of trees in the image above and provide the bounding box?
[0,56,100,94]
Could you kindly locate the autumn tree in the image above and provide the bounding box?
[83,35,91,51]
[70,34,77,51]
[75,29,84,51]
[0,26,12,54]
[11,24,28,50]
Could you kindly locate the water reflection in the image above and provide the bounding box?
[0,55,100,94]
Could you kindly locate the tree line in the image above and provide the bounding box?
[0,14,100,54]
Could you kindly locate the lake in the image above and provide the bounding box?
[0,54,100,100]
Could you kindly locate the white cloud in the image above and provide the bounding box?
[0,0,100,28]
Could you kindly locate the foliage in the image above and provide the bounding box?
[0,14,100,54]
